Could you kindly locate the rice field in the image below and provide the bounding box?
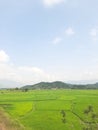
[0,89,98,130]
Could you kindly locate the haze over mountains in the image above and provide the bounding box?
[0,80,22,88]
[1,79,98,89]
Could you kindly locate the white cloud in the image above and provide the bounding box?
[0,51,52,85]
[42,0,65,7]
[0,61,50,86]
[0,50,9,62]
[52,37,62,44]
[52,27,75,45]
[1,50,98,87]
[65,27,75,36]
[90,28,98,41]
[0,63,49,85]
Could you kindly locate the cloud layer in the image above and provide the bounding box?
[90,27,98,41]
[0,50,9,62]
[52,27,75,45]
[52,37,62,44]
[42,0,65,7]
[0,50,51,85]
[0,50,98,86]
[65,27,75,36]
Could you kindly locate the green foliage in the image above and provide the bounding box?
[0,89,98,130]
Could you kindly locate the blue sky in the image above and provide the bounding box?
[0,0,98,85]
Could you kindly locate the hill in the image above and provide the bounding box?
[21,81,98,90]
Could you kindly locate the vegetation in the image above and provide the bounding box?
[21,81,98,90]
[0,89,98,130]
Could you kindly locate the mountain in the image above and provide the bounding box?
[21,81,71,90]
[21,81,98,90]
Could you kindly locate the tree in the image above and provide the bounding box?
[60,110,66,123]
[24,88,29,92]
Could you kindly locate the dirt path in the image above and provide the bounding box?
[0,123,6,130]
[0,109,25,130]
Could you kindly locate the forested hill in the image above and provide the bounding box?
[21,81,98,90]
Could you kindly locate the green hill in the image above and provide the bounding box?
[21,81,98,90]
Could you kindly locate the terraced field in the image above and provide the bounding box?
[0,89,98,130]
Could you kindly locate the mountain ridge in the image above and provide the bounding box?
[21,81,98,90]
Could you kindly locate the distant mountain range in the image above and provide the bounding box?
[21,81,98,90]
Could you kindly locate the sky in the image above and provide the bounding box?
[0,0,98,86]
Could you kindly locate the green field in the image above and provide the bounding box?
[0,89,98,130]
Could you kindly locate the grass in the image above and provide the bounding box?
[0,89,98,130]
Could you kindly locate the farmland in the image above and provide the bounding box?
[0,89,98,130]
